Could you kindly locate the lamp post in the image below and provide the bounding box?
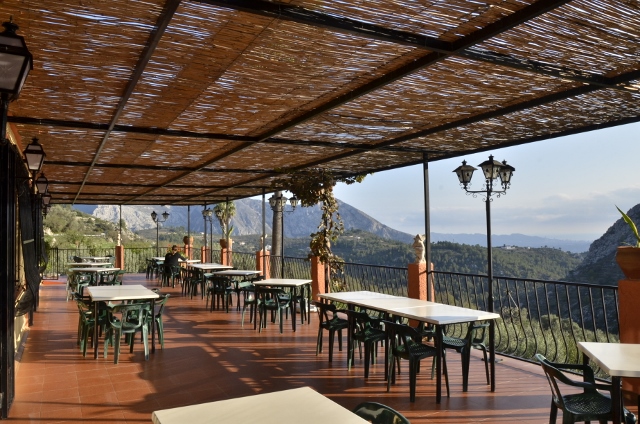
[453,154,515,392]
[268,192,298,278]
[150,210,169,256]
[202,207,214,262]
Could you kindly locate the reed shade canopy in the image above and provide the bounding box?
[2,0,640,206]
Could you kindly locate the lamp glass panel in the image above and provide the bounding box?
[0,53,27,91]
[35,174,48,193]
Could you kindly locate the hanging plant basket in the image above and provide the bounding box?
[616,246,640,280]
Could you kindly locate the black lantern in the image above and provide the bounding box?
[0,18,33,102]
[35,173,48,194]
[41,192,51,206]
[23,137,45,175]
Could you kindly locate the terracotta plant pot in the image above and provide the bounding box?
[615,246,640,280]
[183,236,193,245]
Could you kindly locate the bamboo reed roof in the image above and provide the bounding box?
[3,0,640,205]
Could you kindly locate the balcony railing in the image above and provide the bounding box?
[431,271,620,366]
[45,247,620,369]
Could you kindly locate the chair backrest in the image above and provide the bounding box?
[352,401,410,424]
[256,287,289,304]
[73,256,83,263]
[383,320,422,346]
[155,293,170,317]
[535,353,600,411]
[109,303,147,331]
[312,300,342,323]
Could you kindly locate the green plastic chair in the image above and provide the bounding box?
[312,300,348,362]
[384,320,448,402]
[435,321,490,392]
[352,401,410,424]
[345,309,386,378]
[103,303,149,364]
[535,353,637,424]
[256,287,292,333]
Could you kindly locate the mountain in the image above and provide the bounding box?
[83,199,415,243]
[78,199,591,252]
[569,203,640,286]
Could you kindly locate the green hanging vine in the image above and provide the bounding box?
[273,168,367,290]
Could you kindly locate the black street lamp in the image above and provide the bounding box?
[202,207,214,263]
[151,210,169,256]
[453,154,515,392]
[268,193,298,278]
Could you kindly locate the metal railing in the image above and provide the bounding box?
[431,271,619,365]
[339,262,408,296]
[45,247,116,278]
[231,252,256,270]
[46,245,620,370]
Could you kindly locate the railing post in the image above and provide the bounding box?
[619,278,640,399]
[115,245,124,269]
[408,262,428,300]
[310,256,325,300]
[200,246,207,263]
[256,250,270,278]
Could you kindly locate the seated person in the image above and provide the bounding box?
[164,245,184,268]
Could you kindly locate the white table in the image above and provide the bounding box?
[85,285,159,359]
[70,267,121,285]
[578,342,640,424]
[319,291,500,403]
[187,263,234,298]
[254,279,312,332]
[188,263,233,271]
[80,256,111,262]
[67,262,111,267]
[151,386,368,424]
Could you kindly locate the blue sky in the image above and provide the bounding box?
[333,121,640,242]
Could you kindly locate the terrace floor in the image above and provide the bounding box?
[9,273,637,423]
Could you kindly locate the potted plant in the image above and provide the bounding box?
[615,205,640,279]
[214,201,236,248]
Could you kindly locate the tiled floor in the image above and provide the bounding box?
[8,274,635,423]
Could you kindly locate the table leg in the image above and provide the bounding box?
[150,298,156,354]
[612,376,622,424]
[490,319,495,392]
[292,287,297,332]
[436,324,443,403]
[93,301,99,359]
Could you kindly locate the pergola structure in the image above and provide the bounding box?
[1,0,639,206]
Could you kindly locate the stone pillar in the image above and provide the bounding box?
[256,250,270,279]
[408,262,428,300]
[183,242,193,260]
[311,256,326,301]
[115,245,125,270]
[221,247,231,266]
[200,246,207,263]
[618,279,640,399]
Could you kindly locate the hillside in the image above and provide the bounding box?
[283,230,582,281]
[569,203,640,286]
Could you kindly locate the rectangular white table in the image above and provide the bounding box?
[151,386,368,424]
[187,263,234,298]
[80,256,111,262]
[67,262,111,267]
[578,342,640,424]
[253,279,312,332]
[319,290,500,403]
[85,285,159,359]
